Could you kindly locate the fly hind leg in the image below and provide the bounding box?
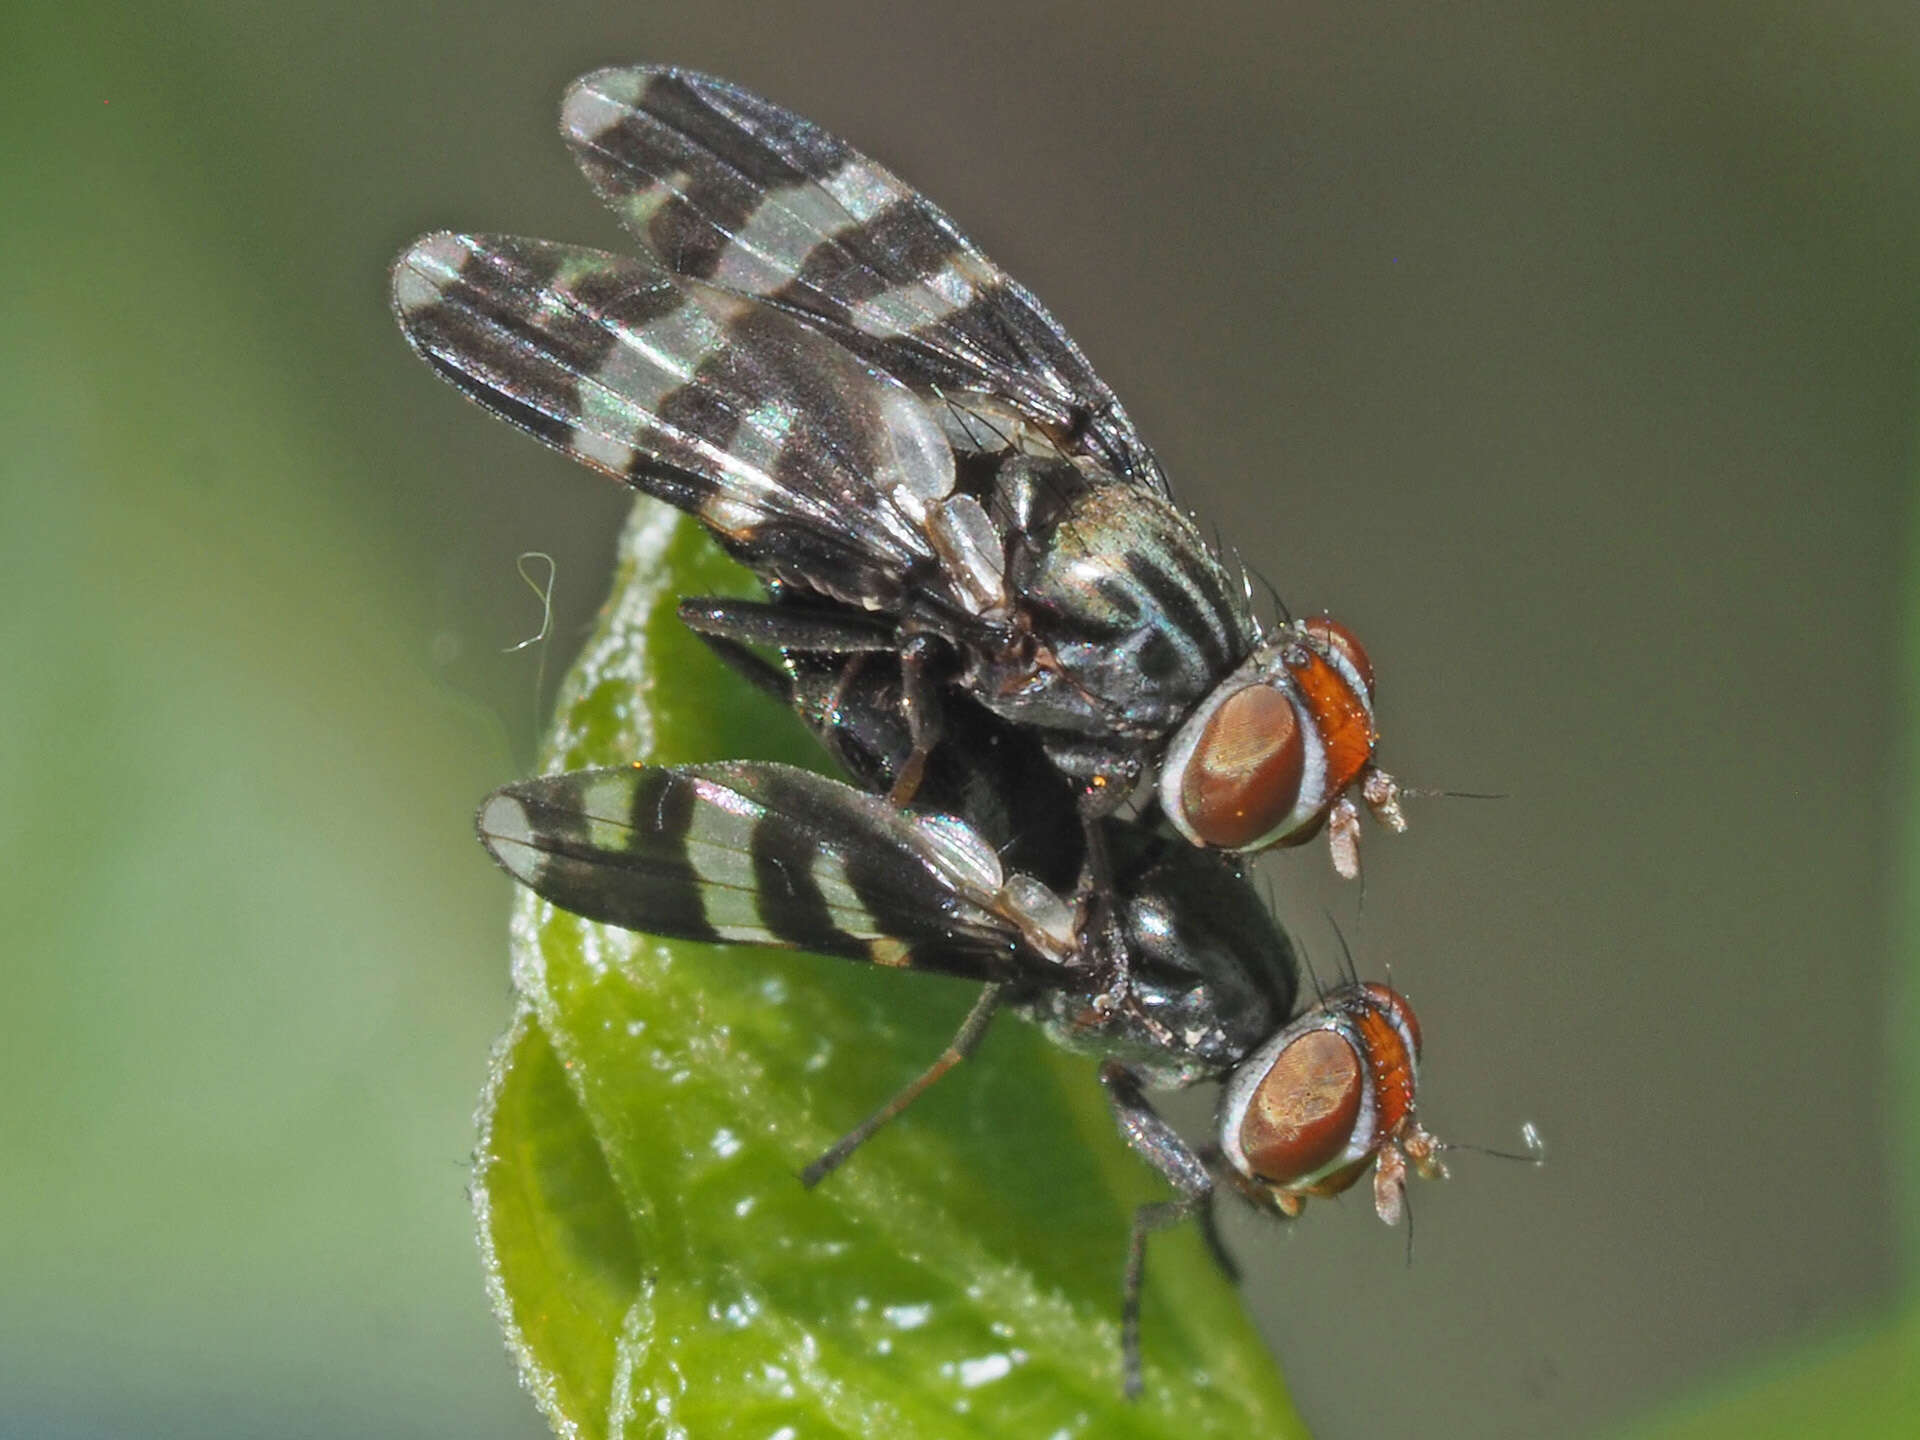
[679,596,948,806]
[677,595,899,654]
[801,984,1003,1188]
[686,629,796,704]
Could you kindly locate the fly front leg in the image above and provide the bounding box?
[1049,740,1144,1003]
[1079,808,1115,957]
[1100,1060,1216,1399]
[1075,806,1136,1023]
[1077,813,1176,1051]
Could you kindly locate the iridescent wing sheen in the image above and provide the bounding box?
[476,761,1081,980]
[560,66,1169,495]
[393,232,977,614]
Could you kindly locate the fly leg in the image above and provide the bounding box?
[1048,743,1142,1010]
[681,597,947,806]
[1190,1142,1243,1284]
[686,622,897,784]
[1078,810,1131,1015]
[1080,815,1173,1046]
[682,619,900,788]
[1100,1061,1215,1400]
[679,596,893,716]
[678,595,899,653]
[887,632,945,804]
[801,984,1003,1188]
[687,629,796,704]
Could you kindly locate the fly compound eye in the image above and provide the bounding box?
[1302,616,1375,696]
[1237,1028,1363,1187]
[1174,684,1306,850]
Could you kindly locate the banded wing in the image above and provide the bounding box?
[476,762,1082,980]
[393,233,983,614]
[561,66,1168,494]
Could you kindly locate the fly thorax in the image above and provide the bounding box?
[1001,484,1252,736]
[1109,838,1298,1066]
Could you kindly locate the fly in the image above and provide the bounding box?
[393,67,1409,878]
[476,756,1445,1394]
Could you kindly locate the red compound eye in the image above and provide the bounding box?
[1177,684,1305,849]
[1238,1028,1363,1186]
[1303,616,1375,695]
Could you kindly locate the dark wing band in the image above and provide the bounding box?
[561,66,1167,493]
[476,761,1082,979]
[393,232,958,611]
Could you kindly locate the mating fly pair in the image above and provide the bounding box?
[395,67,1447,1392]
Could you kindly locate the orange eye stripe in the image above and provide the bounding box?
[1302,616,1376,694]
[1350,1000,1417,1136]
[1285,647,1375,797]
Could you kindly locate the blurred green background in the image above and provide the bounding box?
[4,2,1915,1437]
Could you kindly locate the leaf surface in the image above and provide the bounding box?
[473,503,1306,1437]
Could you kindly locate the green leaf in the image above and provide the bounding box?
[473,502,1306,1437]
[1620,1309,1920,1440]
[476,1013,644,1432]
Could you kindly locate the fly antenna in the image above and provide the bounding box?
[1438,1122,1548,1167]
[1397,785,1508,803]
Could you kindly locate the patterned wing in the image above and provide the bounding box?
[561,66,1168,494]
[393,232,974,613]
[476,762,1082,979]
